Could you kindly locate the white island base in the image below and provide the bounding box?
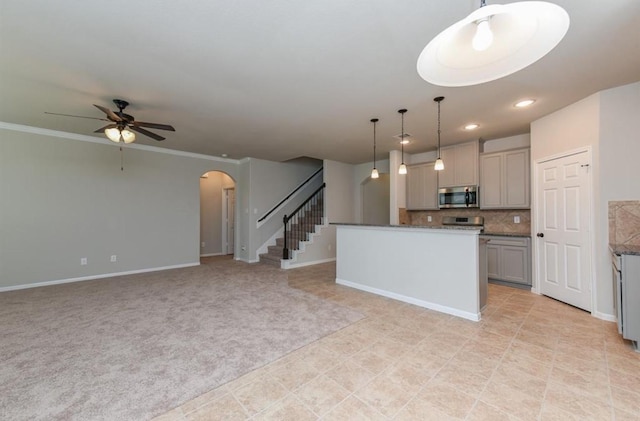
[335,224,486,322]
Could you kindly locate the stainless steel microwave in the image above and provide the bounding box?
[438,186,479,208]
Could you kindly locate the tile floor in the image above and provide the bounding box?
[154,262,640,421]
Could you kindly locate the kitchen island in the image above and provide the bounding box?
[333,223,486,321]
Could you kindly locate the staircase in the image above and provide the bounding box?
[259,187,324,268]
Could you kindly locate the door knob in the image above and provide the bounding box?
[537,233,544,238]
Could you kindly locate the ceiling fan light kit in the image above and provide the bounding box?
[417,0,570,87]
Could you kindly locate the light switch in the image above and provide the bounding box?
[514,216,520,224]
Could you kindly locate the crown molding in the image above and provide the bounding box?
[0,122,240,164]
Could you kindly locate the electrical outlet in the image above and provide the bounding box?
[201,241,206,248]
[514,216,521,224]
[110,255,117,262]
[80,258,87,265]
[427,215,432,222]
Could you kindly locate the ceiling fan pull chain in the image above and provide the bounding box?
[120,146,124,171]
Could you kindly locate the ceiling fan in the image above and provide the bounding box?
[45,99,175,143]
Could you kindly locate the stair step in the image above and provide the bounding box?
[259,253,281,267]
[267,245,284,256]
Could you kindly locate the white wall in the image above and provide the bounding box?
[530,81,640,318]
[597,82,640,314]
[353,158,390,223]
[244,158,322,262]
[324,159,356,223]
[0,126,239,289]
[482,134,530,153]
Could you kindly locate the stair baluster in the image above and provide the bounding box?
[282,183,325,260]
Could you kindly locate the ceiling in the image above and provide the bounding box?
[1,1,639,164]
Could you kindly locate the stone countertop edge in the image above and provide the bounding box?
[481,232,531,238]
[610,244,640,256]
[330,222,481,231]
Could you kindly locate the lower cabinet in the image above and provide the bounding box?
[611,249,640,350]
[483,235,531,286]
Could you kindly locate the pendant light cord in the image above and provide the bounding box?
[437,101,441,156]
[398,109,407,163]
[372,119,377,168]
[401,113,404,163]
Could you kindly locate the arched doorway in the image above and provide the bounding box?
[199,171,236,260]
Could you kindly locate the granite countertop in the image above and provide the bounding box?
[330,223,481,231]
[481,232,531,238]
[610,244,640,256]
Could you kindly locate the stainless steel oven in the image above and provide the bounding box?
[438,186,479,208]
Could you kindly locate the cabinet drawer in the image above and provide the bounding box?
[484,237,529,247]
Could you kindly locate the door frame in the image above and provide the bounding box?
[222,187,235,255]
[532,146,596,314]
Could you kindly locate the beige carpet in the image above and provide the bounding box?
[0,258,362,420]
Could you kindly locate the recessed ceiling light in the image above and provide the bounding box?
[515,99,536,108]
[221,153,228,158]
[464,123,479,130]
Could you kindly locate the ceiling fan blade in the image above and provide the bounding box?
[93,104,122,122]
[94,124,117,133]
[45,112,109,122]
[129,126,165,141]
[133,121,176,131]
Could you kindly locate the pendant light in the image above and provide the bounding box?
[434,96,445,171]
[398,109,407,175]
[416,0,570,87]
[370,118,380,179]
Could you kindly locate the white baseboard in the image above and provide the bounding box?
[594,311,616,322]
[336,278,481,322]
[0,262,201,292]
[200,252,225,257]
[281,257,336,269]
[235,257,259,264]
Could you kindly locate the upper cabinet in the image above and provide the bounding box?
[480,148,530,209]
[406,162,438,210]
[437,140,479,187]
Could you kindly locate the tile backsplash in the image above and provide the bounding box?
[609,201,640,246]
[404,208,531,235]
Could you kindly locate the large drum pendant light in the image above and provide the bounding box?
[417,1,570,87]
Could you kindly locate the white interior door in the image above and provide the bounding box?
[225,188,235,255]
[535,150,592,311]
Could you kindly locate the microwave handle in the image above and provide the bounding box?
[465,189,470,207]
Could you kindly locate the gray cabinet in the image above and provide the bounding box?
[480,148,530,209]
[406,162,438,210]
[483,235,531,286]
[438,140,479,188]
[611,249,640,350]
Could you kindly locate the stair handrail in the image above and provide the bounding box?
[283,183,325,259]
[257,167,323,224]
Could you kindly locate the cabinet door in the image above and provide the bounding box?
[423,162,438,209]
[437,147,456,187]
[501,246,528,284]
[454,141,478,186]
[504,149,530,208]
[487,244,500,279]
[406,162,437,210]
[406,164,425,210]
[480,153,503,208]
